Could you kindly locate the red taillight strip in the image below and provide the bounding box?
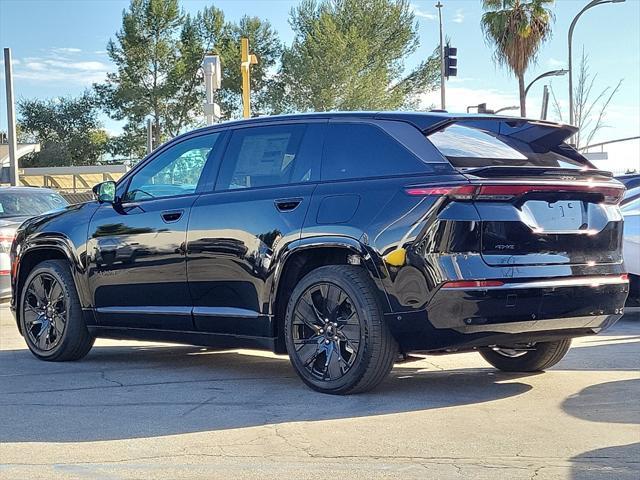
[442,280,505,289]
[405,183,625,204]
[441,275,629,290]
[405,185,476,199]
[0,270,10,276]
[476,184,624,204]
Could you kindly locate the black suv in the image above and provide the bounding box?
[10,112,629,394]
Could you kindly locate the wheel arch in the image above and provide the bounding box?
[13,241,87,334]
[270,236,391,353]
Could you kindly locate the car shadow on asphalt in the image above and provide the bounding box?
[562,378,640,425]
[0,345,536,443]
[570,442,640,480]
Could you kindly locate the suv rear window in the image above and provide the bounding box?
[427,124,584,169]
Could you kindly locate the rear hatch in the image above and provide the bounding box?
[426,118,625,266]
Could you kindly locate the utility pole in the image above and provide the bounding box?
[3,48,19,186]
[202,54,221,125]
[436,1,445,110]
[146,118,153,155]
[240,38,258,119]
[540,85,550,120]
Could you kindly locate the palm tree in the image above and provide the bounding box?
[481,0,554,117]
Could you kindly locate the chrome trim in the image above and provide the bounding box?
[95,306,192,315]
[95,306,266,318]
[192,306,264,318]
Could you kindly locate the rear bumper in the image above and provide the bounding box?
[386,275,629,352]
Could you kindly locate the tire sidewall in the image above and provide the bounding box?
[284,268,380,393]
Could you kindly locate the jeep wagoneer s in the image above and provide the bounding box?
[10,112,629,394]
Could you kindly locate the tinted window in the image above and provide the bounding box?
[0,190,68,219]
[125,133,220,202]
[322,123,426,181]
[215,124,321,190]
[428,124,584,169]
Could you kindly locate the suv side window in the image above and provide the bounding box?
[124,133,220,202]
[215,123,322,191]
[322,122,427,181]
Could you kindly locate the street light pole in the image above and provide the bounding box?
[436,1,445,110]
[568,0,625,127]
[524,69,568,99]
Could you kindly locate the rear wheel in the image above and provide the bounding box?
[479,339,571,372]
[284,265,397,395]
[20,260,94,361]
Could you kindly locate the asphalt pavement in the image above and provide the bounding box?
[0,303,638,479]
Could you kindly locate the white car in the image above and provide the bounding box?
[0,187,69,301]
[621,185,640,302]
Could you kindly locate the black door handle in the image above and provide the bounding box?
[274,198,302,212]
[161,210,184,223]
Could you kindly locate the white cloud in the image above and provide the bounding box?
[44,59,110,71]
[452,9,464,23]
[13,51,111,85]
[51,47,82,54]
[411,3,437,20]
[547,57,566,68]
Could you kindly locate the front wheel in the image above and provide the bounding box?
[479,339,572,372]
[284,265,397,395]
[20,260,94,361]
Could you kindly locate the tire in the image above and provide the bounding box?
[284,265,397,395]
[20,260,94,361]
[479,339,572,372]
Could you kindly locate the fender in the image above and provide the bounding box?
[12,234,92,311]
[268,235,393,318]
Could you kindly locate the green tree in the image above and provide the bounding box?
[481,0,554,117]
[17,92,109,167]
[275,0,439,112]
[96,0,282,149]
[106,123,148,161]
[95,0,187,149]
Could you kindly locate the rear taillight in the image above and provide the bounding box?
[405,185,476,200]
[441,280,505,289]
[405,183,625,204]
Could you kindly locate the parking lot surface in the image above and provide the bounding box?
[0,303,638,479]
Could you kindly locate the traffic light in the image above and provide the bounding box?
[444,45,457,79]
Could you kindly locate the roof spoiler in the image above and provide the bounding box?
[423,117,578,149]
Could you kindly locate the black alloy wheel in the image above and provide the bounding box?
[23,272,67,352]
[285,265,397,394]
[291,282,362,382]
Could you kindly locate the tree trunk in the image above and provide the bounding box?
[518,74,527,117]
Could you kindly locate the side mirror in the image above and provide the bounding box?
[92,181,117,203]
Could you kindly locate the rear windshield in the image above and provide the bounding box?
[0,190,68,219]
[427,124,585,169]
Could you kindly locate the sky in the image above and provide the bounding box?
[0,0,639,172]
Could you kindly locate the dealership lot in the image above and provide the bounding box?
[0,303,638,480]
